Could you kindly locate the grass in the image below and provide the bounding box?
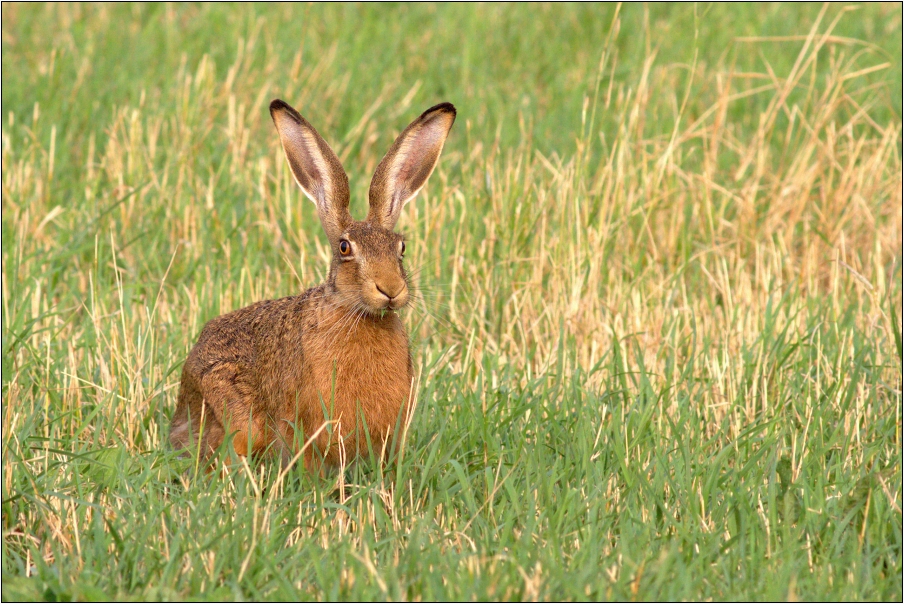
[2,3,902,601]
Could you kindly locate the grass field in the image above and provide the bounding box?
[2,3,902,600]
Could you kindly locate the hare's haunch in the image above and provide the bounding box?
[169,100,456,472]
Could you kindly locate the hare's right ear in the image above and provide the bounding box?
[367,102,456,230]
[270,99,351,245]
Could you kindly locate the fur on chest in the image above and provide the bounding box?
[304,315,411,397]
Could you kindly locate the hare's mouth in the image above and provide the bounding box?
[360,282,409,313]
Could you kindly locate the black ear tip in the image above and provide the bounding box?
[269,99,288,114]
[423,102,456,119]
[269,99,304,124]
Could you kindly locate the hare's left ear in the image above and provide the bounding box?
[270,99,352,246]
[367,102,456,230]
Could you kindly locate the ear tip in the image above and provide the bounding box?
[423,102,457,120]
[269,99,303,124]
[269,98,288,114]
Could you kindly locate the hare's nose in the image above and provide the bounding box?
[376,282,406,301]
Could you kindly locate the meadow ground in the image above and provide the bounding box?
[2,3,902,600]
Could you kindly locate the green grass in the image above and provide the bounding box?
[2,3,902,601]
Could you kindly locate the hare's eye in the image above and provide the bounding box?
[339,240,352,256]
[399,241,406,256]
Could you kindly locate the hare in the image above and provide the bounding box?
[169,99,456,473]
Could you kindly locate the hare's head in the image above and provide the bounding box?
[270,100,455,316]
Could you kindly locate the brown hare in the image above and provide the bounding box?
[169,99,456,473]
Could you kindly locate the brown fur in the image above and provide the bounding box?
[169,99,456,473]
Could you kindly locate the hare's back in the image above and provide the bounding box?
[185,295,308,374]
